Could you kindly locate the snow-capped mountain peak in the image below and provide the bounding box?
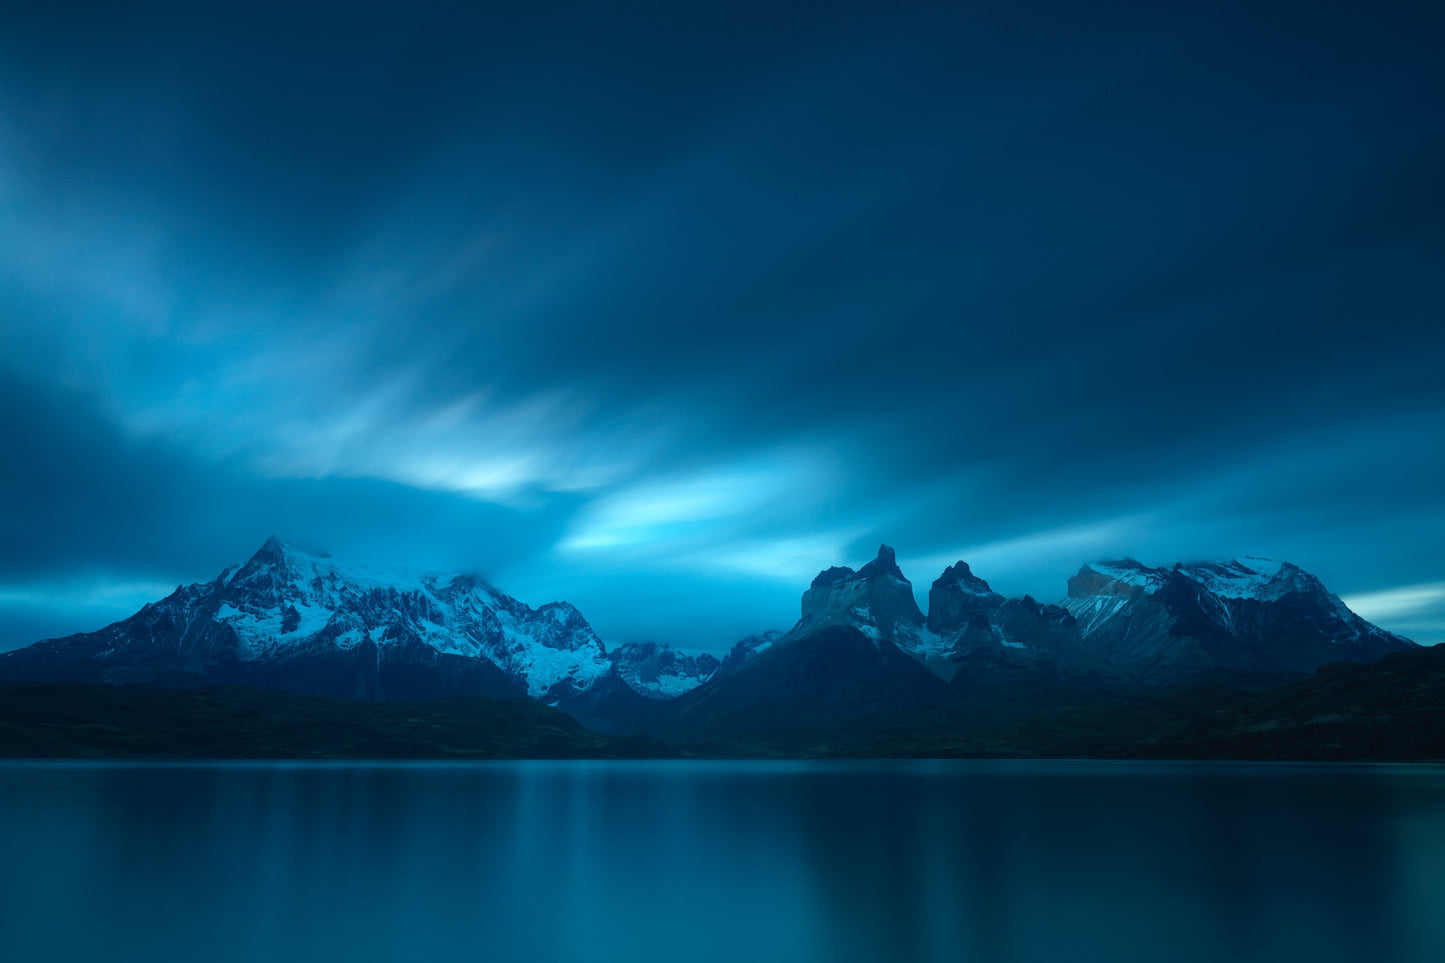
[937,561,997,597]
[607,642,722,699]
[1070,559,1170,597]
[13,537,613,703]
[797,544,926,644]
[1172,557,1315,601]
[925,560,1004,634]
[1062,555,1415,683]
[856,543,910,583]
[215,539,471,649]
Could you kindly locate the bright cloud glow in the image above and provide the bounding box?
[558,449,847,570]
[125,341,644,501]
[1342,582,1445,622]
[562,464,794,552]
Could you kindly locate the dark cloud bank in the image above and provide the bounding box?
[1,1,1441,651]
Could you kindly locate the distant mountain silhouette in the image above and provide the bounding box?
[0,538,1416,747]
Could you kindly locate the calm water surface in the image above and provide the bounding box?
[2,760,1443,963]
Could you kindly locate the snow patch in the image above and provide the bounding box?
[1177,558,1311,601]
[1087,561,1169,593]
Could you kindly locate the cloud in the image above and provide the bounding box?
[1340,582,1445,647]
[0,1,1441,653]
[558,452,834,553]
[1342,583,1445,623]
[0,368,579,587]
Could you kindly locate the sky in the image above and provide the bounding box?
[1,0,1442,653]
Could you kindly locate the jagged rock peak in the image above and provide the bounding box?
[259,535,333,557]
[858,544,907,582]
[715,629,784,674]
[244,535,288,568]
[926,559,1004,634]
[799,543,924,635]
[244,536,332,574]
[810,566,857,589]
[607,642,722,699]
[807,545,907,590]
[934,560,995,597]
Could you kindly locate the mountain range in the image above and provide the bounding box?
[0,538,1417,745]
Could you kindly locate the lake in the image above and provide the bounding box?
[1,760,1443,963]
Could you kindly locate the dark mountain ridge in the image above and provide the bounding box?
[0,539,1418,748]
[1061,557,1414,684]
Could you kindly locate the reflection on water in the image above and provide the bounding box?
[1,760,1443,963]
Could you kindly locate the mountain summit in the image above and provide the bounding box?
[798,544,926,643]
[0,540,1419,742]
[789,547,1124,691]
[660,546,1417,739]
[1062,556,1415,683]
[0,538,626,703]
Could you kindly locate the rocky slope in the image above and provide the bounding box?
[713,630,784,676]
[663,623,956,741]
[635,546,1416,743]
[645,547,1125,741]
[1062,557,1416,684]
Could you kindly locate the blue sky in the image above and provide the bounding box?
[1,0,1442,652]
